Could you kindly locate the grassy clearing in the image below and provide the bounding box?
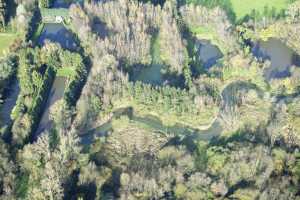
[190,26,229,54]
[111,115,166,135]
[151,33,162,64]
[57,67,76,77]
[98,110,202,139]
[230,0,290,20]
[112,98,218,130]
[0,33,18,58]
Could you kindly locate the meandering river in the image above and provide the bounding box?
[80,107,223,145]
[31,5,300,143]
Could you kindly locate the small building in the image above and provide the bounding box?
[41,8,69,23]
[55,16,63,23]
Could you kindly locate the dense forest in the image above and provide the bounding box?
[0,0,299,199]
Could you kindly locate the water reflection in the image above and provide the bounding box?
[0,80,19,125]
[253,38,300,79]
[38,23,77,51]
[134,64,164,86]
[196,40,223,69]
[35,76,67,137]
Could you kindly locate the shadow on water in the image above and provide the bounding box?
[130,63,164,86]
[225,180,255,197]
[35,76,67,137]
[38,23,78,51]
[127,28,186,88]
[138,0,166,7]
[196,39,223,70]
[53,0,83,8]
[252,38,300,79]
[100,168,121,199]
[91,17,110,39]
[0,79,20,125]
[128,63,186,88]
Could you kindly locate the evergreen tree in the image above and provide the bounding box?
[0,0,6,26]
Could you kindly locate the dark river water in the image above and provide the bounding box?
[0,80,19,125]
[53,0,83,8]
[35,77,67,136]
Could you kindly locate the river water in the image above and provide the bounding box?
[35,77,67,136]
[80,107,223,145]
[0,80,20,125]
[79,79,269,145]
[53,0,83,8]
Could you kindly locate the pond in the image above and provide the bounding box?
[38,23,77,51]
[196,40,223,69]
[0,80,19,125]
[133,64,164,86]
[130,63,185,87]
[35,76,67,137]
[252,38,300,79]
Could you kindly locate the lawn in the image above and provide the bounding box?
[0,33,18,58]
[190,26,230,54]
[57,67,76,77]
[112,98,219,130]
[230,0,290,20]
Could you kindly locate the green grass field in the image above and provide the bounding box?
[230,0,290,20]
[57,67,76,77]
[0,33,18,58]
